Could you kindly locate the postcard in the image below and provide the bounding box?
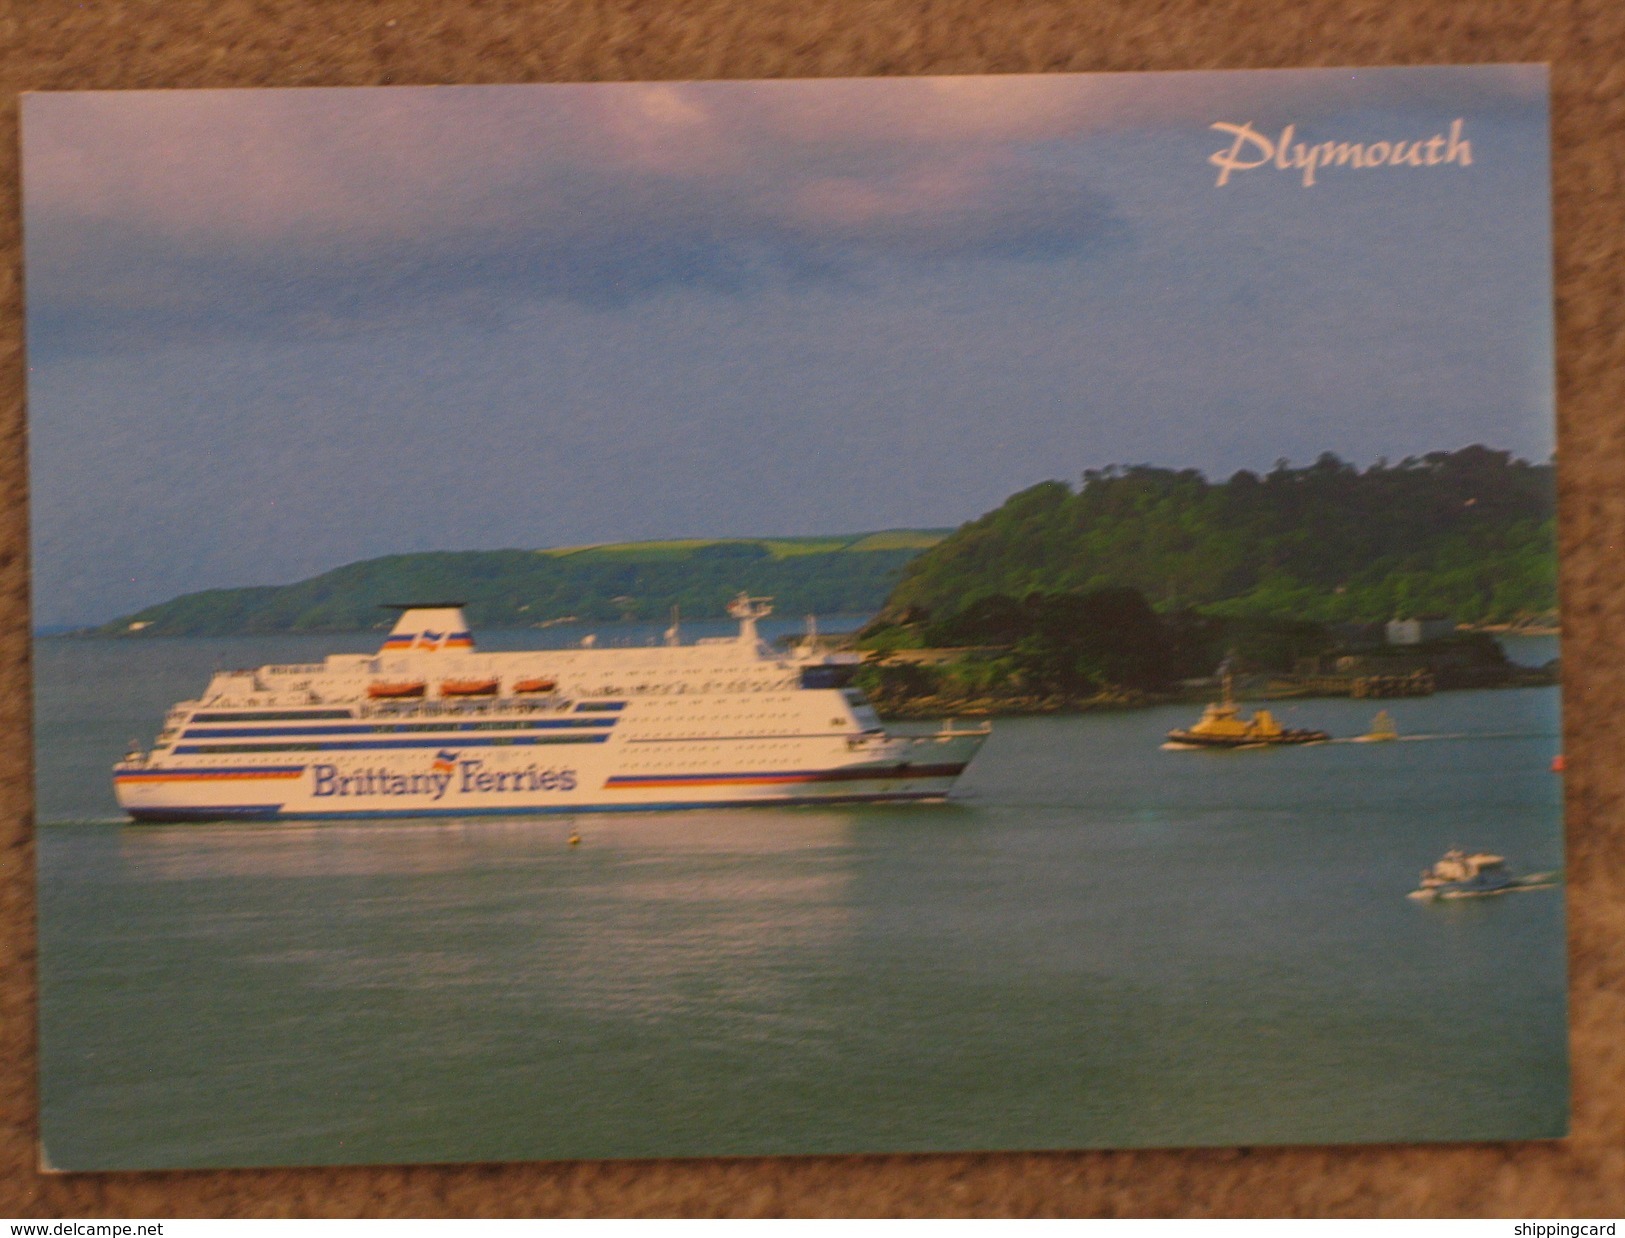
[23,66,1563,1170]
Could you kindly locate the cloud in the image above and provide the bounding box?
[23,79,1132,352]
[21,66,1544,353]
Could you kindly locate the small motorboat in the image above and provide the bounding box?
[1408,848,1557,900]
[1355,710,1399,742]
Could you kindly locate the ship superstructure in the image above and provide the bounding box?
[114,596,990,822]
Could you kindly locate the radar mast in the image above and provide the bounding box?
[726,593,774,647]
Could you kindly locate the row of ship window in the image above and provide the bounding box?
[171,727,845,757]
[181,714,809,733]
[194,684,824,721]
[178,737,600,753]
[180,729,843,753]
[636,712,817,722]
[187,720,608,734]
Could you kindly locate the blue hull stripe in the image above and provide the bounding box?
[173,735,610,754]
[626,732,864,744]
[182,719,615,738]
[125,792,946,823]
[606,763,968,787]
[116,764,307,779]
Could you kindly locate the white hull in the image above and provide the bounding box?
[116,727,985,822]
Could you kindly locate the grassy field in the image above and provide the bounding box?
[539,530,947,560]
[94,530,954,636]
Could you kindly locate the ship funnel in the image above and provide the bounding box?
[379,603,474,653]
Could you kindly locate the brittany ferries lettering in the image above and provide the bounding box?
[114,596,989,822]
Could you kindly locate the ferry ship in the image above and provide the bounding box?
[113,596,991,823]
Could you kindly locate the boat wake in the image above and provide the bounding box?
[1329,730,1548,745]
[1409,872,1560,900]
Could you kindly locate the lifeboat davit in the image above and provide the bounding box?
[368,680,426,699]
[512,676,558,695]
[440,677,500,697]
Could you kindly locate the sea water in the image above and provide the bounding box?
[33,630,1567,1169]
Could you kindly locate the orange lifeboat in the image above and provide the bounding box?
[512,676,558,695]
[368,680,426,699]
[440,677,500,697]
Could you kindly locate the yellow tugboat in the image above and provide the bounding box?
[1165,668,1329,749]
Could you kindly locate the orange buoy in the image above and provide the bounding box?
[1551,754,1566,773]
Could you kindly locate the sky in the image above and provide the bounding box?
[22,66,1553,628]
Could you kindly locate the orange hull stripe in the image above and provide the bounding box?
[116,770,304,783]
